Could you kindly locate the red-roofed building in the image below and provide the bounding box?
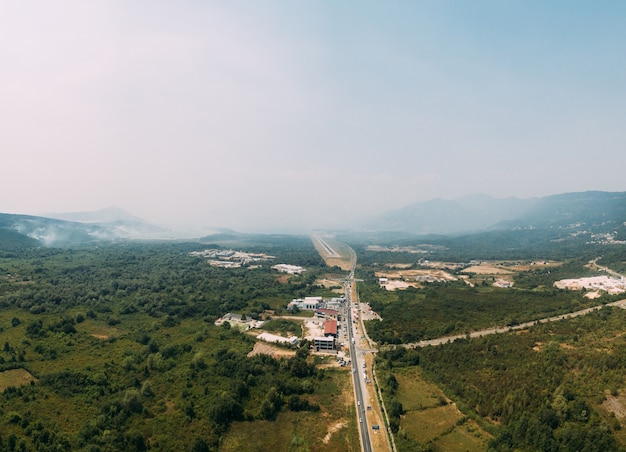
[324,320,337,338]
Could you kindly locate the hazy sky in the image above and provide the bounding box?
[2,1,625,232]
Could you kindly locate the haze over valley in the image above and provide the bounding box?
[2,2,626,451]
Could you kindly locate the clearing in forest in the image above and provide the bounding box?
[393,367,491,451]
[376,269,457,291]
[247,341,296,359]
[0,368,36,392]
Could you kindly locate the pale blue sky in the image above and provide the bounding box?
[1,1,625,232]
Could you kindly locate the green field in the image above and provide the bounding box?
[389,367,490,451]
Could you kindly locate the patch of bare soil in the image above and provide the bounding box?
[603,392,626,419]
[165,399,176,414]
[376,268,456,291]
[323,420,346,444]
[380,280,421,291]
[247,342,296,359]
[0,369,37,392]
[462,265,514,275]
[91,334,109,340]
[275,274,291,284]
[376,269,456,280]
[316,278,343,289]
[384,263,413,269]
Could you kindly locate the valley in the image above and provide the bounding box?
[0,192,625,450]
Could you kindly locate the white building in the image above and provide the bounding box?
[272,264,306,274]
[326,297,345,310]
[288,296,323,310]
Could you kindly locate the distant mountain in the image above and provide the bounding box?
[367,191,626,235]
[45,207,168,239]
[45,207,146,224]
[495,191,626,230]
[0,208,169,248]
[0,213,114,247]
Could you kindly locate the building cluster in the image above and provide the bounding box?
[313,318,337,352]
[287,296,344,311]
[272,264,306,274]
[214,312,265,330]
[588,232,626,245]
[284,296,346,352]
[189,249,275,268]
[554,275,626,294]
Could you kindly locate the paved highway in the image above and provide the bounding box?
[346,279,373,452]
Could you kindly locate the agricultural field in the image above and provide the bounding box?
[387,367,490,451]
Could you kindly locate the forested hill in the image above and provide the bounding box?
[0,211,167,248]
[496,191,626,229]
[366,191,626,235]
[0,213,112,248]
[0,228,39,250]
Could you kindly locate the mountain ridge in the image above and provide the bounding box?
[366,191,626,235]
[1,191,625,248]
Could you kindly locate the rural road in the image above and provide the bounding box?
[406,298,626,348]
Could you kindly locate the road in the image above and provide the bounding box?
[314,238,387,451]
[588,257,625,279]
[311,233,341,258]
[405,298,626,349]
[346,278,373,452]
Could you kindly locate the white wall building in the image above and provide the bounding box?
[272,264,306,274]
[288,296,323,310]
